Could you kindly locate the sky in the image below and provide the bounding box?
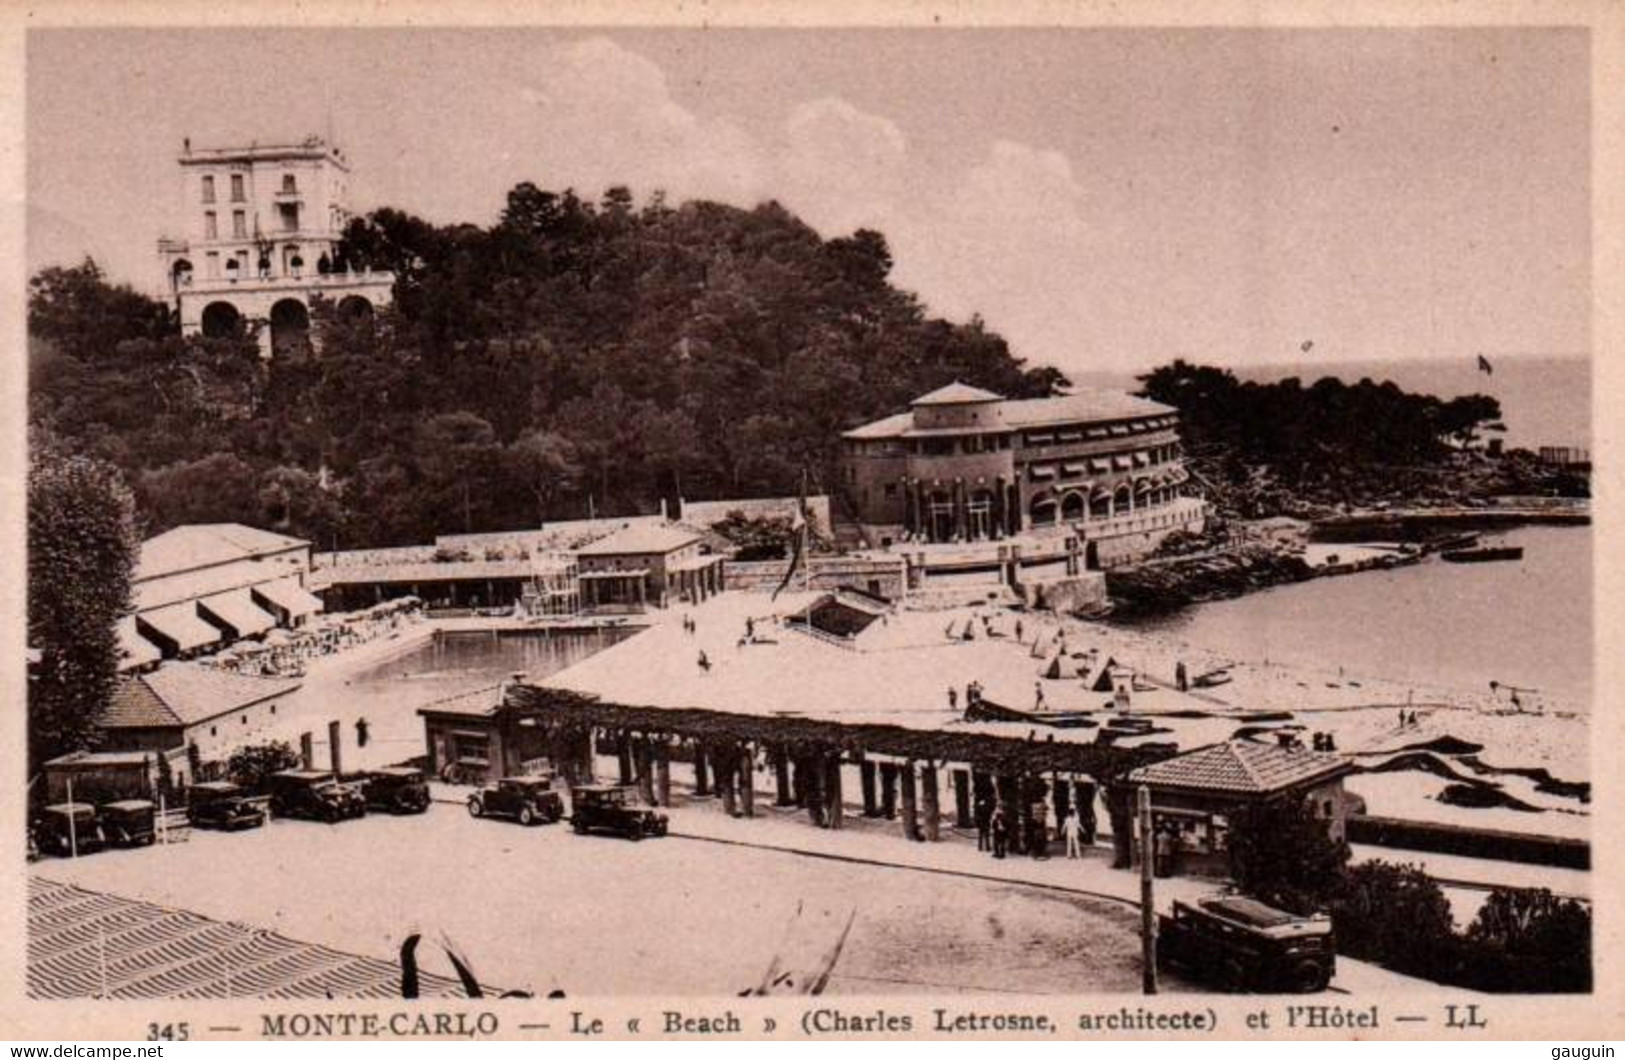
[26,26,1591,377]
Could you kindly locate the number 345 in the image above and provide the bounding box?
[147,1023,190,1041]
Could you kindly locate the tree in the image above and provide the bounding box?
[226,740,303,793]
[1331,860,1456,974]
[29,258,175,361]
[503,430,581,524]
[1226,794,1350,914]
[27,434,138,775]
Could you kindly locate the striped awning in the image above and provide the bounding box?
[198,589,276,638]
[1133,452,1151,467]
[1061,462,1088,476]
[1112,455,1133,470]
[1027,465,1056,480]
[137,603,221,653]
[1089,458,1110,473]
[116,618,162,671]
[252,579,324,620]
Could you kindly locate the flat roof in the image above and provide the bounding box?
[575,523,701,556]
[844,390,1176,440]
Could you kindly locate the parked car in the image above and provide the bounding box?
[33,803,105,857]
[1157,895,1335,993]
[569,784,667,840]
[267,770,366,823]
[98,799,158,847]
[467,775,564,826]
[188,781,267,831]
[361,767,432,814]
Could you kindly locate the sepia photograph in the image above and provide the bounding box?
[9,4,1615,1042]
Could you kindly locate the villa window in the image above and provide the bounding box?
[282,173,297,194]
[204,211,217,239]
[230,173,245,202]
[201,175,215,203]
[232,210,247,238]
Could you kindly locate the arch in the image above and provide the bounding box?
[926,489,955,543]
[200,301,241,339]
[1060,490,1087,521]
[337,294,374,322]
[1113,483,1133,515]
[1089,489,1111,521]
[1029,493,1058,527]
[170,259,194,288]
[967,488,995,540]
[269,298,311,358]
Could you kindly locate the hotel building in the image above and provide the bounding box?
[840,382,1205,568]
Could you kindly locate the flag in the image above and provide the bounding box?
[771,496,808,602]
[1477,354,1493,375]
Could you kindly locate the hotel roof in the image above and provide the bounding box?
[1125,740,1352,795]
[105,665,302,730]
[843,388,1176,440]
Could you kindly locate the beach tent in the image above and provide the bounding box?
[1089,657,1125,692]
[1043,654,1065,680]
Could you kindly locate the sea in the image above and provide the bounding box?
[1124,523,1593,709]
[1073,354,1591,452]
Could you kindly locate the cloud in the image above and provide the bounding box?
[774,97,908,235]
[518,37,766,206]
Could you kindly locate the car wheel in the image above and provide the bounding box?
[1289,960,1330,994]
[572,819,587,835]
[518,805,536,827]
[628,828,643,842]
[467,798,484,818]
[1222,958,1249,992]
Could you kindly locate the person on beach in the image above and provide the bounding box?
[990,806,1009,859]
[697,651,711,673]
[947,687,958,711]
[1015,619,1024,642]
[355,717,370,749]
[1062,808,1082,859]
[1175,660,1188,692]
[975,794,993,852]
[1034,682,1046,710]
[745,616,755,641]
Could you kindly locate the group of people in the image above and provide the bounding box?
[208,598,426,679]
[972,793,1097,861]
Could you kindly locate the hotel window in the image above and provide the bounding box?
[205,251,220,278]
[203,211,218,239]
[201,175,216,203]
[232,210,247,238]
[230,173,245,202]
[884,483,898,498]
[281,172,297,194]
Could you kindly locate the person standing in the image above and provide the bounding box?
[355,717,370,749]
[1175,660,1188,692]
[948,686,958,711]
[990,805,1008,859]
[1062,807,1082,859]
[1034,682,1046,711]
[974,794,993,852]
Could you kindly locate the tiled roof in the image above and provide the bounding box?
[1125,740,1351,795]
[416,684,505,718]
[137,524,309,582]
[1000,390,1175,426]
[28,876,484,999]
[911,381,1004,405]
[575,522,700,556]
[104,665,302,730]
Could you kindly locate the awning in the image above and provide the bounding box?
[1061,462,1088,476]
[115,618,162,671]
[578,569,651,579]
[1026,466,1055,480]
[198,589,276,637]
[1109,425,1131,436]
[137,603,221,653]
[1132,452,1150,467]
[1112,455,1133,470]
[252,579,324,620]
[1089,458,1111,473]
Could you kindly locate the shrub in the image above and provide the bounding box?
[1227,795,1350,915]
[227,740,302,793]
[1330,860,1456,976]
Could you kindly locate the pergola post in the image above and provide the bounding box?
[1074,779,1098,844]
[773,747,793,806]
[693,742,710,796]
[617,734,633,785]
[921,762,941,841]
[791,753,807,807]
[718,747,738,816]
[825,751,845,830]
[655,740,672,806]
[1053,774,1073,823]
[952,768,973,828]
[739,743,756,817]
[899,761,920,841]
[634,736,655,804]
[998,774,1024,854]
[859,757,879,816]
[880,761,899,819]
[804,752,825,826]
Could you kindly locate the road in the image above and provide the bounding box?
[32,799,1170,998]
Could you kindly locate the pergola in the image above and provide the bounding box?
[493,683,1171,855]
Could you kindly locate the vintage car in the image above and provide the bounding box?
[467,775,564,826]
[569,784,668,840]
[1157,895,1336,993]
[188,781,267,831]
[33,803,105,857]
[361,767,432,814]
[98,799,158,847]
[267,769,367,823]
